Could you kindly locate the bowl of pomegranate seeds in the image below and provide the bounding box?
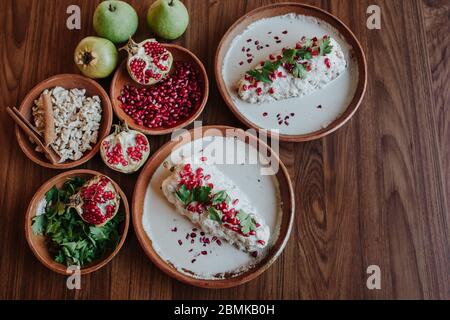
[25,169,130,275]
[110,43,209,135]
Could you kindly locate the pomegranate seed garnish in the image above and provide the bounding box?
[178,240,182,246]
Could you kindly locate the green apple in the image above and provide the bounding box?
[93,0,138,44]
[74,36,118,79]
[147,0,189,40]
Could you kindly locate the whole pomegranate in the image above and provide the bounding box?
[120,37,173,85]
[70,175,121,226]
[100,123,150,173]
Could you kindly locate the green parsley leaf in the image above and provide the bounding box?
[211,190,231,205]
[175,185,192,206]
[89,226,108,241]
[292,63,308,79]
[193,186,212,204]
[31,214,47,235]
[45,186,58,203]
[236,210,257,235]
[320,38,333,56]
[282,48,297,63]
[247,59,283,84]
[297,48,312,60]
[208,207,223,223]
[247,69,272,84]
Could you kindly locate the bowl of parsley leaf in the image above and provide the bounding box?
[25,169,130,275]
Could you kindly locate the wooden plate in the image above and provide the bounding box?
[132,126,294,288]
[110,44,209,135]
[15,74,113,169]
[215,3,367,142]
[25,169,130,275]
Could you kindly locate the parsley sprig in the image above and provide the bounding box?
[236,210,257,235]
[31,178,124,267]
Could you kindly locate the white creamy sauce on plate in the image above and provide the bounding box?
[222,13,359,135]
[142,136,282,279]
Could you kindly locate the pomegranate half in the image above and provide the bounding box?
[100,123,150,174]
[120,37,173,85]
[70,175,121,226]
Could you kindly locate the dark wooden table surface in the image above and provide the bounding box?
[0,0,449,300]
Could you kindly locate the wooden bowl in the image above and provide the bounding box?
[132,126,295,288]
[110,44,209,135]
[25,169,130,275]
[15,74,113,169]
[215,3,367,142]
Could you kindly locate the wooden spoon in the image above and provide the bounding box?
[7,107,60,164]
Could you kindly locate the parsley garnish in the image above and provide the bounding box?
[175,184,192,205]
[246,36,333,82]
[292,63,307,79]
[320,38,333,56]
[236,210,257,235]
[176,185,213,207]
[208,207,223,224]
[246,59,282,84]
[211,190,231,206]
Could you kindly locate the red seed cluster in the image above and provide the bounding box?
[126,134,149,162]
[80,177,116,225]
[103,141,128,167]
[119,62,202,129]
